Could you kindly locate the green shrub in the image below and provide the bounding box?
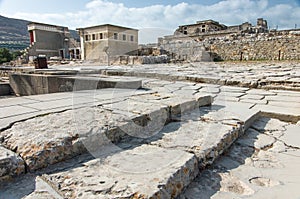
[0,48,13,64]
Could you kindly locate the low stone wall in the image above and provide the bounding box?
[111,55,170,65]
[0,83,13,96]
[206,30,300,61]
[159,39,212,62]
[160,29,300,61]
[9,72,142,96]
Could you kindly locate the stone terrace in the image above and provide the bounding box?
[0,61,300,198]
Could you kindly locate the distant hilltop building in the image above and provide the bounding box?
[174,18,268,37]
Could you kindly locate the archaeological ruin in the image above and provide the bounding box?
[0,17,300,199]
[159,18,300,62]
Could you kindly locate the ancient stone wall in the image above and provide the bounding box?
[159,29,300,61]
[206,30,300,61]
[159,38,212,62]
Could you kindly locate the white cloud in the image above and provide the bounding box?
[8,0,300,43]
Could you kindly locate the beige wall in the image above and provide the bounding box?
[79,25,138,62]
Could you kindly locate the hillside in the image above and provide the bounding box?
[0,15,79,51]
[0,15,30,50]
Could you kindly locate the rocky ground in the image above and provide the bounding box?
[180,117,300,199]
[0,61,299,198]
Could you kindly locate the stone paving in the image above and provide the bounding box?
[52,61,300,91]
[0,62,300,198]
[180,117,300,199]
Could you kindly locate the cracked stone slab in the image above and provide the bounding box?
[0,105,39,119]
[220,86,249,93]
[0,146,25,182]
[0,97,41,108]
[148,121,242,167]
[180,117,300,199]
[253,104,300,123]
[1,94,212,172]
[267,100,300,108]
[251,117,288,132]
[240,94,265,100]
[235,128,276,150]
[265,95,300,103]
[239,98,268,105]
[280,124,300,148]
[246,89,276,96]
[29,145,198,199]
[198,102,260,130]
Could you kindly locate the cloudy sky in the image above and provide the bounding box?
[0,0,299,43]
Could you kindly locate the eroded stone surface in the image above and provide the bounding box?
[180,118,300,199]
[0,146,25,181]
[1,62,300,198]
[0,88,212,172]
[34,145,198,199]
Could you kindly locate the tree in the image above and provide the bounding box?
[0,48,13,64]
[12,50,22,60]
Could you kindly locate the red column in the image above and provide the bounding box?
[29,31,34,43]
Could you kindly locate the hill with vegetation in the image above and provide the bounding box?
[0,15,30,50]
[0,15,79,51]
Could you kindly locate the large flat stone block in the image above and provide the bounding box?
[9,73,142,96]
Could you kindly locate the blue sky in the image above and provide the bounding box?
[0,0,299,43]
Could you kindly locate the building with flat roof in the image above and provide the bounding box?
[27,22,80,60]
[76,24,138,63]
[174,18,268,37]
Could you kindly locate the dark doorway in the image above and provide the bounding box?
[60,50,64,59]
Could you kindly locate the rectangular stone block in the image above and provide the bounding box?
[33,145,198,199]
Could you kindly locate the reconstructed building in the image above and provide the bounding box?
[175,20,227,36]
[77,24,138,63]
[174,18,268,37]
[27,22,80,60]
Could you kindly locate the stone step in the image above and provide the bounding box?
[23,103,259,198]
[9,72,143,96]
[0,90,212,176]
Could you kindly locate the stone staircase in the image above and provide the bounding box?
[0,80,262,198]
[1,68,299,198]
[20,42,36,62]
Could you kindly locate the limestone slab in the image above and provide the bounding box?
[246,89,277,96]
[239,98,268,105]
[253,104,300,123]
[0,146,25,181]
[280,124,300,148]
[265,95,300,103]
[0,97,41,108]
[35,145,198,199]
[236,128,276,150]
[180,117,300,199]
[267,100,300,108]
[220,86,249,92]
[0,105,39,119]
[270,89,300,97]
[1,107,132,171]
[251,117,287,132]
[201,102,260,130]
[240,94,265,100]
[148,121,241,166]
